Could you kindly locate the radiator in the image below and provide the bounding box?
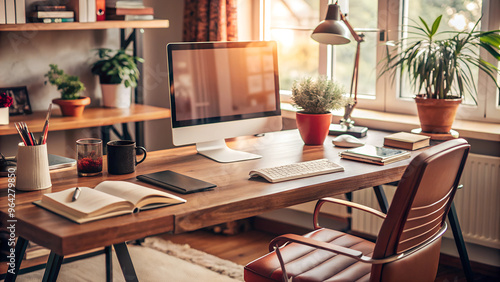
[351,153,500,249]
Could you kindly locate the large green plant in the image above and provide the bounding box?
[45,64,85,100]
[91,48,144,87]
[291,76,348,114]
[382,15,500,103]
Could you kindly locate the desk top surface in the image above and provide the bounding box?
[0,129,421,255]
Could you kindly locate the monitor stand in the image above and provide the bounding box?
[196,140,262,163]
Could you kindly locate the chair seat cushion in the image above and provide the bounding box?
[245,228,374,282]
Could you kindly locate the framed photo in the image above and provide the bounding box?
[0,86,32,116]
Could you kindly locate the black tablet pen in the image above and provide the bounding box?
[72,187,81,202]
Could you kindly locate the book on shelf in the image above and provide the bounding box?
[30,11,74,19]
[34,4,68,11]
[32,18,75,23]
[107,0,145,9]
[34,181,186,224]
[0,0,6,24]
[106,14,154,21]
[340,145,411,165]
[15,0,26,24]
[383,132,430,150]
[107,6,154,15]
[5,0,15,24]
[66,0,87,22]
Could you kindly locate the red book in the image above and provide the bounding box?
[96,0,106,21]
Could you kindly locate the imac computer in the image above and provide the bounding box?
[166,41,282,163]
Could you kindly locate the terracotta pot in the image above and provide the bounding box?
[296,112,332,145]
[414,96,461,133]
[52,96,91,117]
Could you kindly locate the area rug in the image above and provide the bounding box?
[16,237,244,281]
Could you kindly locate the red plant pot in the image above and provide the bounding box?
[296,112,332,145]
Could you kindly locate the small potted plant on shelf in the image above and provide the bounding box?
[0,91,14,125]
[91,48,144,108]
[292,76,348,145]
[45,64,89,117]
[382,15,500,135]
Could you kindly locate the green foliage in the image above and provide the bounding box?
[91,48,144,88]
[45,64,85,100]
[291,76,348,114]
[382,15,500,102]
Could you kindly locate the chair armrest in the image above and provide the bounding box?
[313,197,386,229]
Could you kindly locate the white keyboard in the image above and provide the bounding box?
[249,159,344,183]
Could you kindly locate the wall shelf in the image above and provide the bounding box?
[1,105,171,136]
[0,20,169,31]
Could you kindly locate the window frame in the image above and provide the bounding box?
[258,0,499,122]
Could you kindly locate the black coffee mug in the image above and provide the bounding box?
[107,140,147,175]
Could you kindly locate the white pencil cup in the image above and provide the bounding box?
[15,143,52,191]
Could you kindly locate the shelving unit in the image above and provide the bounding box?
[0,104,171,136]
[0,19,170,145]
[0,20,169,31]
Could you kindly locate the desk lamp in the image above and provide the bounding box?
[311,1,368,138]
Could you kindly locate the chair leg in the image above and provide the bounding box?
[114,242,138,282]
[4,236,29,282]
[448,202,474,282]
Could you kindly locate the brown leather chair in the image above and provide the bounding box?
[244,138,470,282]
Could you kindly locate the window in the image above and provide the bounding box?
[261,0,500,122]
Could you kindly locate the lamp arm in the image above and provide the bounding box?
[339,12,364,44]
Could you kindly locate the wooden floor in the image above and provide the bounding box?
[160,228,500,282]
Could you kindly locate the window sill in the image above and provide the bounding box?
[281,103,500,142]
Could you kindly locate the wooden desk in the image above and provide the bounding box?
[0,130,419,280]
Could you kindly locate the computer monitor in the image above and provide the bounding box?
[166,41,282,163]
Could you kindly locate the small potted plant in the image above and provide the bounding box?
[91,48,144,108]
[45,64,89,117]
[0,91,14,125]
[382,15,500,134]
[292,76,348,145]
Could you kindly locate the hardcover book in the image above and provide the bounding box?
[34,181,186,224]
[340,145,411,165]
[384,132,430,150]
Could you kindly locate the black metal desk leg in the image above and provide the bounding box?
[114,242,138,282]
[373,185,389,214]
[448,202,474,281]
[5,236,29,282]
[105,246,113,282]
[42,252,64,282]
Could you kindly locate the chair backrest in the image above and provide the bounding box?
[371,138,470,282]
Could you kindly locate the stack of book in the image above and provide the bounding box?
[29,3,75,23]
[106,0,154,21]
[340,145,411,165]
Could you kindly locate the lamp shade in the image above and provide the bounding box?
[311,3,350,45]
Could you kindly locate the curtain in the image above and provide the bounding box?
[183,0,238,42]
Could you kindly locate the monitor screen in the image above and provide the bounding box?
[166,41,282,163]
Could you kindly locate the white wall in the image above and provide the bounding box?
[142,0,185,151]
